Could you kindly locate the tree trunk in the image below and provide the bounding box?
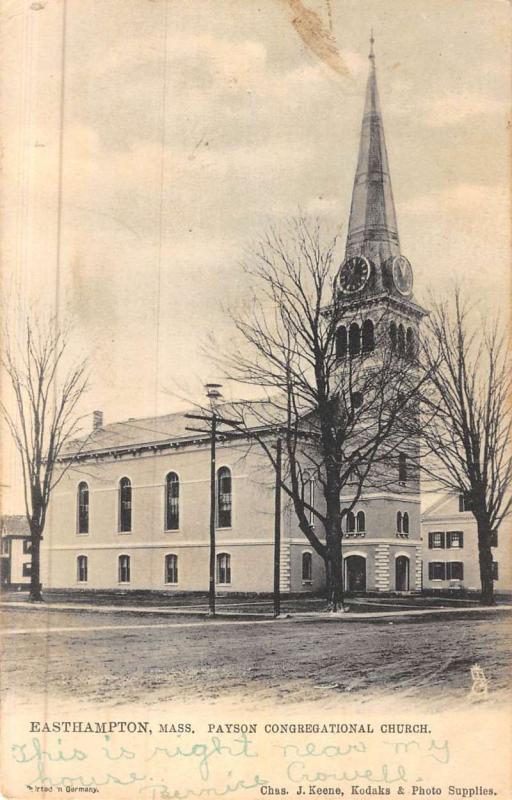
[29,528,44,602]
[476,516,495,606]
[324,537,345,611]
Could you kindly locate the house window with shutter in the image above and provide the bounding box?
[428,531,445,549]
[428,562,445,580]
[447,531,463,549]
[447,562,463,580]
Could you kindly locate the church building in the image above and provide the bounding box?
[42,42,426,595]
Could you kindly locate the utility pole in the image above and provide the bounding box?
[273,437,282,618]
[209,413,216,616]
[185,385,240,617]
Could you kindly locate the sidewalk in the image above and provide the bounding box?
[2,598,511,622]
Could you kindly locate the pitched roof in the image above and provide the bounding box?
[346,39,400,263]
[62,400,284,460]
[1,515,30,536]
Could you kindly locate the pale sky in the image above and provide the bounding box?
[1,0,510,512]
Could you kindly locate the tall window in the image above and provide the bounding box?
[349,323,361,356]
[402,512,409,534]
[398,453,407,483]
[396,511,402,533]
[389,322,397,352]
[362,319,375,353]
[165,472,180,530]
[356,511,366,532]
[217,467,232,528]
[492,562,499,580]
[118,554,130,583]
[165,554,178,584]
[346,511,356,533]
[119,477,132,532]
[406,328,415,359]
[301,472,315,525]
[77,482,89,534]
[336,326,347,359]
[217,553,231,584]
[397,324,405,356]
[77,555,88,583]
[302,552,312,581]
[22,540,32,554]
[22,562,32,577]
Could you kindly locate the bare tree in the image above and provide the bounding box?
[1,311,89,601]
[421,290,511,605]
[217,219,428,610]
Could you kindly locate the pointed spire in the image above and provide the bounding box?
[345,35,400,270]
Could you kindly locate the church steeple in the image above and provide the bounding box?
[345,34,401,284]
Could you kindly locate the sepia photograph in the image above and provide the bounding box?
[1,1,511,798]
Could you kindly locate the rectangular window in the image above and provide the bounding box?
[428,562,446,581]
[491,530,498,547]
[492,562,499,581]
[77,556,88,583]
[119,555,130,583]
[22,562,32,577]
[447,562,464,580]
[22,539,32,554]
[165,554,178,584]
[447,531,464,549]
[1,539,9,555]
[459,492,473,512]
[428,531,445,549]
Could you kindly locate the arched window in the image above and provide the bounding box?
[165,472,180,530]
[397,324,405,357]
[301,471,315,525]
[217,467,232,528]
[403,512,410,534]
[406,327,415,360]
[165,554,178,584]
[77,482,89,534]
[362,319,375,353]
[352,391,363,409]
[118,554,130,583]
[349,323,361,356]
[396,511,402,533]
[399,453,408,483]
[119,478,132,532]
[217,553,231,584]
[390,322,397,352]
[77,555,88,583]
[336,326,347,359]
[302,552,312,581]
[356,511,366,532]
[346,511,356,533]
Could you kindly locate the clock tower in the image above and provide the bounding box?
[337,35,427,594]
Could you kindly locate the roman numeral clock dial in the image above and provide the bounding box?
[337,255,371,295]
[391,255,413,296]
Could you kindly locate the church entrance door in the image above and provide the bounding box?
[395,556,410,591]
[345,555,366,592]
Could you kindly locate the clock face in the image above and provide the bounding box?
[392,255,413,296]
[338,256,371,295]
